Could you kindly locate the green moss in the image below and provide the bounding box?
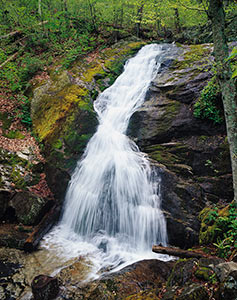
[195,266,215,281]
[146,141,192,177]
[167,258,188,287]
[148,145,180,166]
[52,139,63,150]
[198,204,235,250]
[10,167,26,189]
[31,40,145,170]
[173,44,211,70]
[3,130,25,139]
[0,112,13,131]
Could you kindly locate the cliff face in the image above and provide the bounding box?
[129,44,233,248]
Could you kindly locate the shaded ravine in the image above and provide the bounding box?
[42,44,178,278]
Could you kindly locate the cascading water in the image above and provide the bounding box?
[43,44,176,276]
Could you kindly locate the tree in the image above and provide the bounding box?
[207,0,237,203]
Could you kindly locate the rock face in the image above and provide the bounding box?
[57,259,174,299]
[30,40,146,175]
[31,275,59,300]
[10,191,53,226]
[129,44,233,248]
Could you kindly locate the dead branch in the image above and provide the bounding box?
[0,52,19,69]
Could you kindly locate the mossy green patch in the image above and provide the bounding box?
[3,130,25,139]
[195,266,215,281]
[199,204,232,246]
[0,112,13,132]
[31,40,145,170]
[173,44,211,70]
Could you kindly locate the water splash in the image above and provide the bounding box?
[43,44,176,275]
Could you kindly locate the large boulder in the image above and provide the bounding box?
[9,191,54,226]
[58,259,174,299]
[0,189,12,220]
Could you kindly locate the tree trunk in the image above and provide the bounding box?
[174,8,181,33]
[87,0,97,33]
[38,0,42,17]
[136,2,144,38]
[208,0,237,203]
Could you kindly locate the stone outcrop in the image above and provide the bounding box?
[57,259,174,299]
[30,40,145,175]
[129,44,233,248]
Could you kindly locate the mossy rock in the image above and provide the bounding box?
[31,40,145,171]
[10,191,53,225]
[177,283,209,300]
[195,266,215,281]
[167,258,198,287]
[172,44,211,71]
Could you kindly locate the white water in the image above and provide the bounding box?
[43,44,174,277]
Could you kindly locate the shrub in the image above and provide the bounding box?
[194,77,223,124]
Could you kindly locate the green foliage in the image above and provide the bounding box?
[20,54,45,84]
[204,207,218,225]
[3,130,25,139]
[16,95,32,128]
[226,47,237,79]
[209,203,237,259]
[193,77,223,124]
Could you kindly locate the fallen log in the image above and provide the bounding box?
[152,245,207,259]
[23,205,61,252]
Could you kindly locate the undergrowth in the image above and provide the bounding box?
[193,76,224,124]
[204,202,237,259]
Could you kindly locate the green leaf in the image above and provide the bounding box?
[231,68,237,79]
[226,47,237,61]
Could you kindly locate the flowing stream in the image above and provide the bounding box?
[43,44,176,278]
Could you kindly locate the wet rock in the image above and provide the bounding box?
[128,44,233,249]
[0,248,26,300]
[0,189,12,220]
[215,262,237,282]
[177,283,209,300]
[31,275,59,300]
[44,164,70,203]
[10,191,54,226]
[155,164,204,248]
[59,259,174,299]
[219,274,237,300]
[167,258,197,287]
[0,224,30,249]
[216,263,237,300]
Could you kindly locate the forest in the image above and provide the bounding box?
[0,0,237,299]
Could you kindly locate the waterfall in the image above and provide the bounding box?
[43,44,175,274]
